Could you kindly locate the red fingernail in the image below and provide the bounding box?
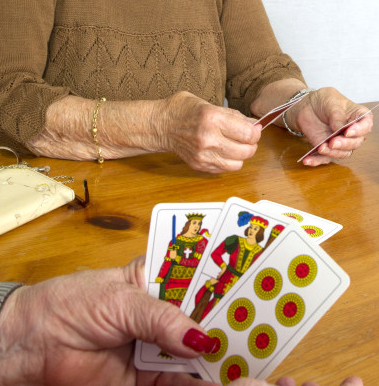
[183,328,218,354]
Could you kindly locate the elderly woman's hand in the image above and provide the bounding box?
[159,91,262,173]
[0,255,364,386]
[0,255,215,386]
[284,87,373,166]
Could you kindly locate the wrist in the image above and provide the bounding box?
[282,88,316,136]
[0,286,28,384]
[0,286,43,385]
[157,91,204,154]
[99,98,167,155]
[250,78,307,118]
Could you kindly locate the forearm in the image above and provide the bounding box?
[250,77,307,127]
[27,95,167,161]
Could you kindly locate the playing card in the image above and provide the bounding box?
[134,202,224,372]
[190,224,350,384]
[253,200,342,244]
[297,103,379,162]
[180,197,295,323]
[256,94,308,131]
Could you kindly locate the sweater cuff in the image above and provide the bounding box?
[0,282,24,314]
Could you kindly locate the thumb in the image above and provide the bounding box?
[327,107,348,133]
[129,289,218,358]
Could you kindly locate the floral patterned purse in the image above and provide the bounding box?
[0,147,75,235]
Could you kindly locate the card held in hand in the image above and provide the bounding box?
[134,202,224,373]
[189,224,350,384]
[253,200,342,244]
[180,197,294,324]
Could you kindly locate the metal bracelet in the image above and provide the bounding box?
[282,88,316,137]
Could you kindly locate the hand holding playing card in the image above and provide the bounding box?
[283,87,374,166]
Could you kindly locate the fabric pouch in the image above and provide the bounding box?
[0,165,75,236]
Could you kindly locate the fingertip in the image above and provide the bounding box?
[330,139,341,149]
[344,124,358,138]
[340,376,364,386]
[302,155,331,167]
[182,328,218,354]
[276,376,296,386]
[302,158,312,166]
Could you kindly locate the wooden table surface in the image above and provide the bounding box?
[1,103,378,385]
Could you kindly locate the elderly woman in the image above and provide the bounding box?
[0,0,372,173]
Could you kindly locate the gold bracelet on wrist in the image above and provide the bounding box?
[91,97,106,164]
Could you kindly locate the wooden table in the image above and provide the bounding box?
[1,103,378,385]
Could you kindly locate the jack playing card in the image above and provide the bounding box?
[181,197,295,323]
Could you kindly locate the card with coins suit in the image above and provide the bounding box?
[189,222,350,384]
[253,200,342,244]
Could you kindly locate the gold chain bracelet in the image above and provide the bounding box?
[91,97,106,164]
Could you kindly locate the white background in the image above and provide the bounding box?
[262,0,379,103]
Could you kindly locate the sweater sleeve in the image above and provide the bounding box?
[0,283,24,314]
[221,0,306,115]
[0,0,72,153]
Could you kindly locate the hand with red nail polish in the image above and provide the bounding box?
[0,255,364,386]
[182,328,218,354]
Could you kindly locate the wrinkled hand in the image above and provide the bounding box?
[159,91,262,173]
[0,256,216,386]
[0,255,364,386]
[285,87,373,166]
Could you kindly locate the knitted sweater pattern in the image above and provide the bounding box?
[0,0,304,151]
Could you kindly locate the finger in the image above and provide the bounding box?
[344,115,373,138]
[302,153,333,167]
[317,143,355,159]
[128,291,218,358]
[328,135,365,152]
[195,139,257,163]
[339,376,364,386]
[219,112,262,145]
[189,148,255,173]
[276,377,296,386]
[228,378,274,386]
[329,107,373,135]
[187,158,243,174]
[327,105,353,132]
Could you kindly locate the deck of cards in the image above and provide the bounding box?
[134,197,349,384]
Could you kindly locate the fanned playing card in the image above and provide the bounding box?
[253,200,342,244]
[181,197,295,324]
[190,224,350,384]
[134,202,224,372]
[256,94,308,131]
[297,103,379,162]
